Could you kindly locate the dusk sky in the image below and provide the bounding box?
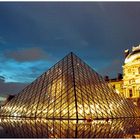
[0,2,140,98]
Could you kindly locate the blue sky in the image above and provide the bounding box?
[0,2,140,97]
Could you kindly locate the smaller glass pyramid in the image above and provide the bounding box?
[0,52,140,119]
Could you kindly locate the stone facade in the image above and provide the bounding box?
[108,45,140,107]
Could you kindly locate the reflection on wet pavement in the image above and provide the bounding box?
[0,118,140,138]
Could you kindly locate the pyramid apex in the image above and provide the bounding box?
[70,51,75,55]
[66,52,76,57]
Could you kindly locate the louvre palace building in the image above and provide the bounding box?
[107,45,140,107]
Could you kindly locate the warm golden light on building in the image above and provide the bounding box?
[108,45,140,107]
[123,45,140,106]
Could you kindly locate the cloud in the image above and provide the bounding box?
[0,47,54,84]
[1,2,138,81]
[0,76,28,97]
[0,48,53,97]
[0,59,52,83]
[4,47,48,62]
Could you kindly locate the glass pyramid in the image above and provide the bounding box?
[0,118,140,138]
[0,52,140,119]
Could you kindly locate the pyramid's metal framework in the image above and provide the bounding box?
[0,118,140,138]
[0,52,140,119]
